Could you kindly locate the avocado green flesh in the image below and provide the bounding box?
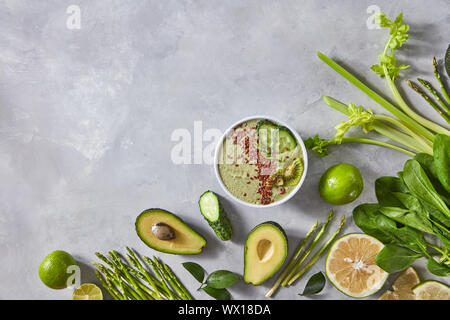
[135,209,206,255]
[244,222,288,285]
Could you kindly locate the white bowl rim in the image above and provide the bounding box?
[214,115,308,209]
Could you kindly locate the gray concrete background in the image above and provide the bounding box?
[0,0,449,300]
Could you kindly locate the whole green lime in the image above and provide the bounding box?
[38,250,77,290]
[319,163,363,205]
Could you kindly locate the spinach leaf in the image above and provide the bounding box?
[445,44,450,78]
[426,257,450,277]
[402,159,450,217]
[414,153,436,176]
[378,206,434,234]
[182,262,205,283]
[433,134,450,193]
[432,224,450,248]
[391,225,428,254]
[206,270,240,289]
[423,203,450,228]
[415,152,450,205]
[202,286,231,300]
[353,204,397,243]
[299,272,326,296]
[353,203,428,253]
[392,192,424,213]
[375,244,423,273]
[375,176,409,207]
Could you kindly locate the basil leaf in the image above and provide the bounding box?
[202,286,231,300]
[206,270,240,289]
[299,272,326,296]
[182,262,205,283]
[427,258,450,277]
[375,244,422,273]
[445,44,450,78]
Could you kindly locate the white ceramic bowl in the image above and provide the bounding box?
[214,115,308,208]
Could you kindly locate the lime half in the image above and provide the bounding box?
[73,283,103,300]
[325,233,388,298]
[413,280,450,300]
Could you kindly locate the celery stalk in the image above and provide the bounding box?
[317,52,439,140]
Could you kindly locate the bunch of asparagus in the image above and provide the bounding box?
[93,247,193,300]
[407,57,450,125]
[265,211,345,298]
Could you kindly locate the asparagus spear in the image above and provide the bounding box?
[164,263,193,300]
[152,256,188,300]
[282,211,334,287]
[143,256,178,300]
[125,247,163,300]
[286,215,346,285]
[265,221,319,298]
[433,57,450,105]
[94,248,192,300]
[417,78,450,115]
[122,263,171,299]
[95,270,122,300]
[95,252,115,269]
[111,267,135,300]
[407,80,450,124]
[94,259,158,300]
[109,251,156,300]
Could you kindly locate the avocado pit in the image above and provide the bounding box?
[152,222,176,241]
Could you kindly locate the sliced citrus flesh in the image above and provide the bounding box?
[72,283,103,300]
[325,233,388,298]
[413,280,450,300]
[378,267,420,300]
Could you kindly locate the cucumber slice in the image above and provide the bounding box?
[257,120,278,155]
[257,120,297,155]
[199,191,233,241]
[278,126,297,152]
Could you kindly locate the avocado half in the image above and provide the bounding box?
[135,208,207,255]
[244,221,288,285]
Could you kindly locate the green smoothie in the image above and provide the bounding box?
[218,119,304,205]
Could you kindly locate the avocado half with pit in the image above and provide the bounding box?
[135,209,206,255]
[244,221,288,285]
